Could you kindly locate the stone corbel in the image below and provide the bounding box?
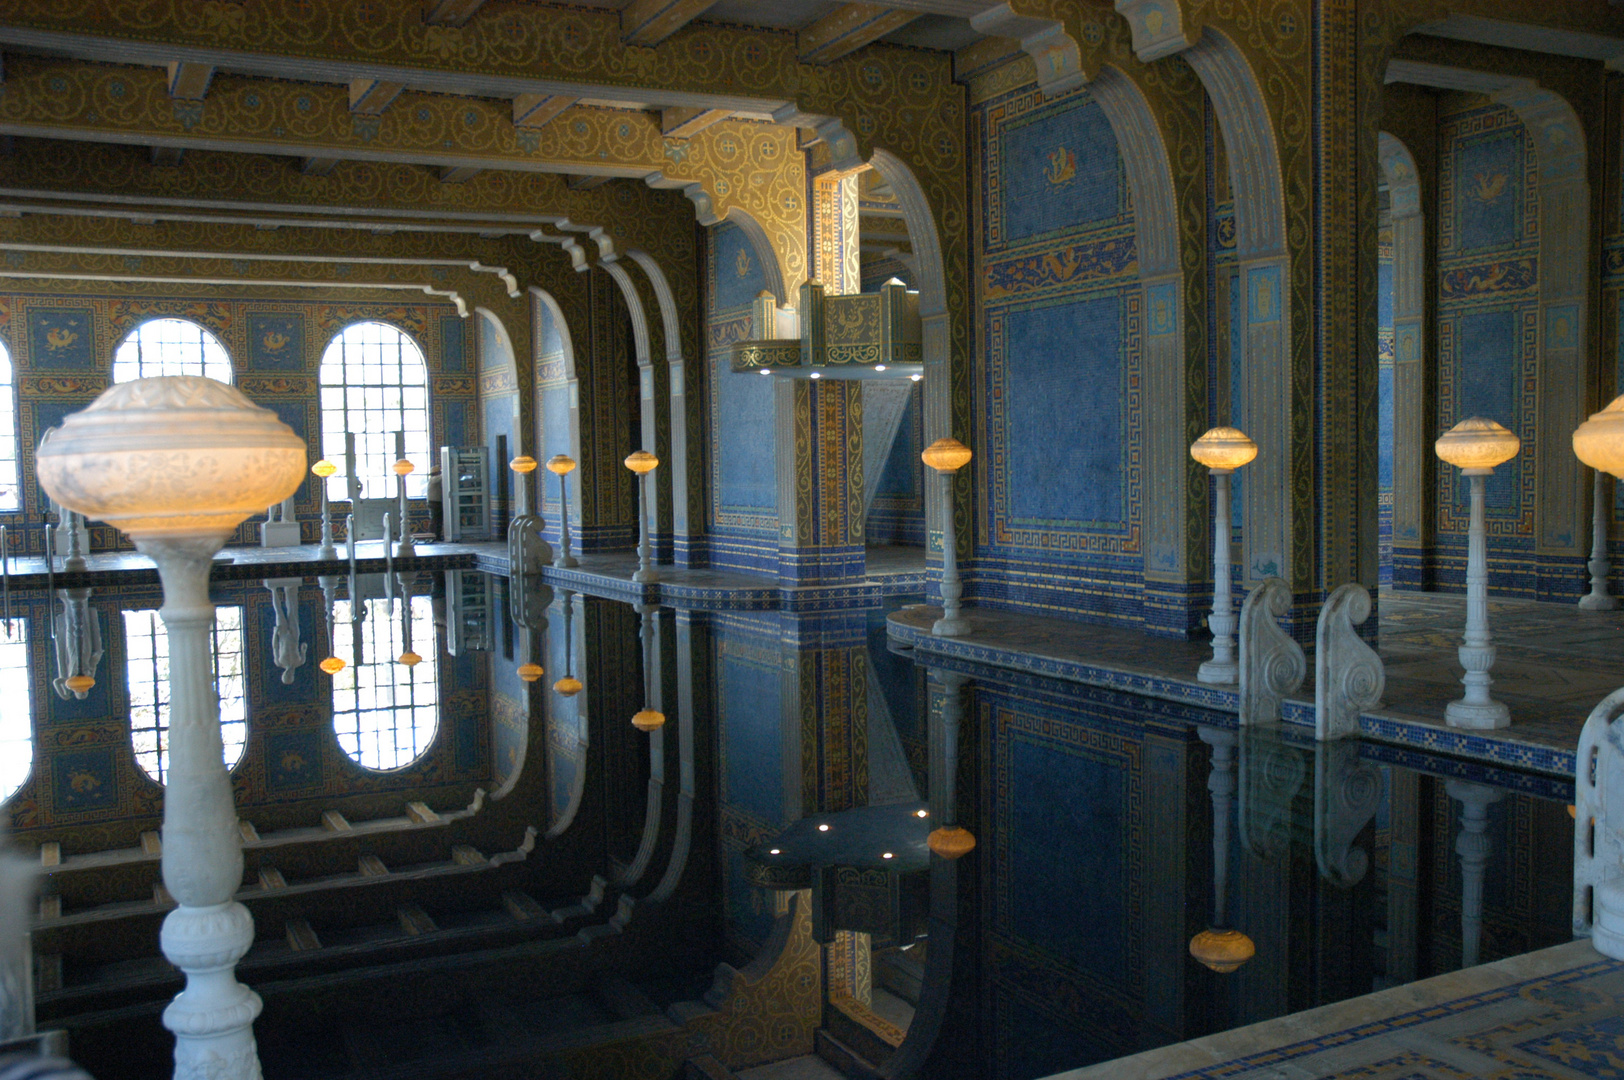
[1314,584,1384,741]
[1313,739,1381,887]
[1238,576,1305,726]
[1113,0,1198,62]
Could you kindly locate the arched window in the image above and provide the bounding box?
[124,607,246,784]
[0,338,18,512]
[331,593,437,771]
[112,318,232,384]
[319,322,430,500]
[0,621,32,803]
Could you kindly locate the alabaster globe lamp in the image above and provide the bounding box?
[921,437,973,637]
[624,450,659,584]
[311,458,339,559]
[1191,427,1258,684]
[36,376,305,1080]
[1573,396,1624,611]
[632,707,666,732]
[1434,417,1520,729]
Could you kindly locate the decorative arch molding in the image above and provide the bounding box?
[1386,59,1591,559]
[1377,131,1428,561]
[1179,26,1295,590]
[1089,62,1190,583]
[625,249,696,554]
[530,284,584,537]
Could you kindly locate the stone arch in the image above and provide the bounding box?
[1090,62,1192,590]
[530,285,583,539]
[1386,59,1592,570]
[722,208,788,305]
[626,250,697,557]
[1377,131,1427,584]
[1182,26,1294,589]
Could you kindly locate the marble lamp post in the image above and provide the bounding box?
[311,459,338,560]
[1435,417,1521,729]
[921,437,972,637]
[1192,426,1259,685]
[36,376,305,1080]
[1573,396,1624,610]
[392,433,415,559]
[624,450,659,584]
[546,455,579,569]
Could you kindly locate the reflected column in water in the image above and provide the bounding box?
[1447,780,1504,968]
[926,669,973,858]
[50,587,102,700]
[1194,727,1253,973]
[264,577,307,685]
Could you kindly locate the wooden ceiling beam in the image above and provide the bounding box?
[423,0,489,27]
[799,4,921,65]
[165,61,216,100]
[620,0,721,47]
[660,106,729,139]
[513,93,576,129]
[349,78,406,115]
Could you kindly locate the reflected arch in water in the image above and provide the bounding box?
[123,606,247,784]
[331,592,439,771]
[0,620,30,803]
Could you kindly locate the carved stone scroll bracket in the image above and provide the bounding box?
[1314,583,1384,741]
[1238,576,1305,726]
[1574,686,1624,954]
[1239,724,1307,863]
[1314,739,1381,887]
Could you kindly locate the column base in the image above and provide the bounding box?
[632,568,658,584]
[316,544,337,561]
[1198,658,1238,685]
[1579,592,1618,611]
[555,554,579,569]
[1444,697,1510,729]
[394,540,416,558]
[1592,879,1624,961]
[932,615,970,637]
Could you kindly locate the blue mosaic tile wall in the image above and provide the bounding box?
[1378,223,1394,589]
[1414,98,1554,597]
[970,81,1143,628]
[706,222,779,575]
[867,384,925,547]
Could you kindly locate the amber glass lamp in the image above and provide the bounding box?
[1190,927,1255,974]
[1573,397,1624,610]
[624,450,660,584]
[319,656,345,675]
[631,708,666,732]
[312,458,339,558]
[927,825,976,860]
[921,437,972,637]
[553,675,583,697]
[545,454,579,568]
[1190,425,1257,685]
[517,662,544,683]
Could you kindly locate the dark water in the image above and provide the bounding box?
[8,567,1576,1079]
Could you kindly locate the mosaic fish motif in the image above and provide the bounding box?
[1045,146,1077,187]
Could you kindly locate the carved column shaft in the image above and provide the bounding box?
[1199,469,1237,684]
[1447,472,1509,729]
[146,536,263,1080]
[1581,469,1615,610]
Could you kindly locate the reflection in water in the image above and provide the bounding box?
[331,581,438,771]
[8,574,1581,1080]
[123,605,245,782]
[0,619,28,802]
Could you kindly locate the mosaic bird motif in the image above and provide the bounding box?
[261,330,290,353]
[735,247,752,278]
[1471,170,1507,203]
[44,327,78,351]
[68,771,100,794]
[1045,145,1076,187]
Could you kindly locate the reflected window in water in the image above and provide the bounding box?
[0,339,18,513]
[112,318,233,384]
[319,321,430,500]
[0,620,30,802]
[331,595,437,770]
[123,607,247,784]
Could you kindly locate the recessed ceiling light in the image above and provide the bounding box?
[769,848,780,855]
[817,824,829,832]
